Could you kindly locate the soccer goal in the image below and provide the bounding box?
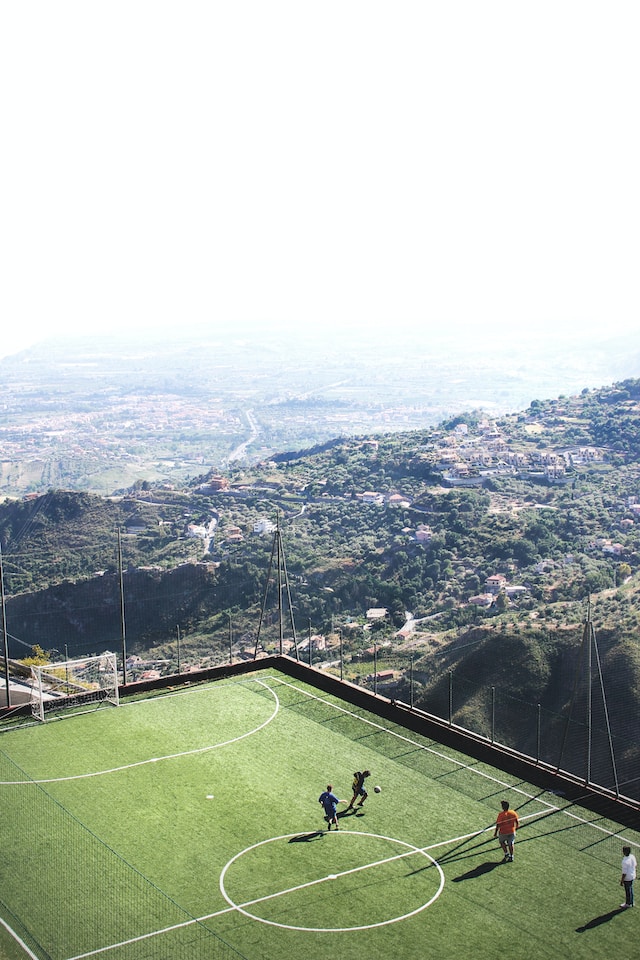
[30,653,120,722]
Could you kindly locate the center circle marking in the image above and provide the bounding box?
[220,830,445,932]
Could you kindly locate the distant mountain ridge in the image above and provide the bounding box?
[1,327,640,496]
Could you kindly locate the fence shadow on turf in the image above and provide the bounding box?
[478,780,532,804]
[517,815,607,846]
[407,831,497,876]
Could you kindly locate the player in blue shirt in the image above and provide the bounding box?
[318,784,341,830]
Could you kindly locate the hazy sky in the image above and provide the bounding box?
[1,2,639,358]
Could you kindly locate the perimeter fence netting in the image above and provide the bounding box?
[0,748,248,960]
[328,646,639,805]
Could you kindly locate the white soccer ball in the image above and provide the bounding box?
[374,785,381,793]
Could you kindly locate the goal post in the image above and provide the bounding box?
[30,653,120,722]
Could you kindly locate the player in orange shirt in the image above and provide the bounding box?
[494,800,519,862]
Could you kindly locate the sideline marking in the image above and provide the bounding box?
[0,916,40,960]
[219,831,445,932]
[0,679,279,784]
[269,676,542,794]
[265,676,638,845]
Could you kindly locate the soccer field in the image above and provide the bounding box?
[0,672,638,960]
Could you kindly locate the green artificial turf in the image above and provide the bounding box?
[0,672,637,960]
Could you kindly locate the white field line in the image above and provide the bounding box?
[269,676,549,797]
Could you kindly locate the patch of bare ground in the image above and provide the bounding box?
[396,632,447,653]
[487,491,559,515]
[487,492,528,514]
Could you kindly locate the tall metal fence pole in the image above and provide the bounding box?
[0,545,9,709]
[118,528,127,686]
[491,686,495,742]
[374,643,378,696]
[448,670,453,725]
[410,654,414,709]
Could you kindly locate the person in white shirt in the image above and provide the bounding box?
[620,845,637,909]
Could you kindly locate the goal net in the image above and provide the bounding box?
[30,653,120,722]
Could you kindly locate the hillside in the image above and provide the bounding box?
[2,378,640,797]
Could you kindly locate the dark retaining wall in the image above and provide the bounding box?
[4,654,638,831]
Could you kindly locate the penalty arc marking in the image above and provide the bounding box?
[0,679,280,785]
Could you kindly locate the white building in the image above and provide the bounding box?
[253,518,276,536]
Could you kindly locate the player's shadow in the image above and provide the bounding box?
[288,831,324,843]
[576,907,627,932]
[340,808,363,819]
[451,861,501,882]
